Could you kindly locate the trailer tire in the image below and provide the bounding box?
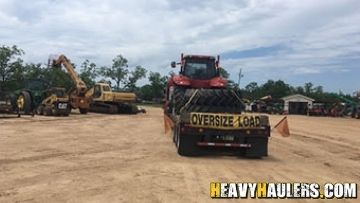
[176,125,199,156]
[172,124,177,143]
[245,137,268,158]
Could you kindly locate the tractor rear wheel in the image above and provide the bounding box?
[171,87,186,115]
[183,89,244,114]
[17,91,32,115]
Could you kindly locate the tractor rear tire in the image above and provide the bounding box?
[183,89,244,114]
[18,91,32,115]
[172,87,186,115]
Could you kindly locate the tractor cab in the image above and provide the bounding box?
[170,54,226,89]
[180,56,219,80]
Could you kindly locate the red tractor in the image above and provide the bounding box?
[164,54,271,157]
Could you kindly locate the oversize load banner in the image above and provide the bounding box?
[190,112,262,129]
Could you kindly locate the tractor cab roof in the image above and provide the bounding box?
[183,55,215,60]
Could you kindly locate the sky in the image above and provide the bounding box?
[0,0,359,94]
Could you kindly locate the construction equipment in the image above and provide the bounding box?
[164,54,270,157]
[52,55,144,114]
[85,83,145,114]
[328,93,359,118]
[36,87,71,116]
[15,79,49,116]
[308,103,327,116]
[353,90,360,119]
[51,55,90,114]
[0,91,16,114]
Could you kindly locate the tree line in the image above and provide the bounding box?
[0,45,356,103]
[0,45,167,101]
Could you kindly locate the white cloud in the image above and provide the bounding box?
[0,0,359,92]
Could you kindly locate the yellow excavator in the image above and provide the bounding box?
[51,54,145,114]
[52,55,90,114]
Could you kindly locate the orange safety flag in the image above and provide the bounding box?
[274,116,290,137]
[164,114,174,134]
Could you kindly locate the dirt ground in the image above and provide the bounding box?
[0,107,359,203]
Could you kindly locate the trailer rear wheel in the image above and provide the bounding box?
[244,137,268,158]
[176,125,199,156]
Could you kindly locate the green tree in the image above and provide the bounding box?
[260,80,291,99]
[24,63,43,81]
[243,82,259,99]
[125,65,147,92]
[293,86,305,94]
[313,85,323,94]
[138,84,153,101]
[219,67,229,79]
[148,71,168,100]
[0,45,25,90]
[245,82,259,93]
[80,59,97,87]
[99,55,129,90]
[304,82,313,95]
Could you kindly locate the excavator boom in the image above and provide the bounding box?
[50,54,90,114]
[52,55,87,95]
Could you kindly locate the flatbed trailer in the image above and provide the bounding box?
[170,112,271,157]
